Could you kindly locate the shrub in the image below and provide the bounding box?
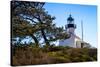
[12,45,97,66]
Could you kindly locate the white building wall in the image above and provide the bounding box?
[67,28,75,34]
[59,33,76,48]
[76,41,82,48]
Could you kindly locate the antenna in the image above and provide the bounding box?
[69,10,71,16]
[81,20,83,41]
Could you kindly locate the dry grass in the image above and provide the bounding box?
[11,45,97,66]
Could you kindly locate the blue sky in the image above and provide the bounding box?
[44,2,97,47]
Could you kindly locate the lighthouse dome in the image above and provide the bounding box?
[67,14,74,22]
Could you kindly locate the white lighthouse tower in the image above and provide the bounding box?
[59,14,77,47]
[59,14,91,48]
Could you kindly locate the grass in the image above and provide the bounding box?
[11,44,97,66]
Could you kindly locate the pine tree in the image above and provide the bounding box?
[11,1,70,47]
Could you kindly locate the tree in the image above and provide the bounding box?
[11,1,70,47]
[11,1,44,46]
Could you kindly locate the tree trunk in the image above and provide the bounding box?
[41,29,50,46]
[37,15,50,46]
[30,34,39,47]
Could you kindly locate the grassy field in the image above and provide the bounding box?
[11,44,97,66]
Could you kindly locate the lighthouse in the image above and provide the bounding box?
[59,14,91,48]
[59,14,77,47]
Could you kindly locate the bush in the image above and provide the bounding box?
[12,45,97,66]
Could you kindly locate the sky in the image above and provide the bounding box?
[43,2,97,48]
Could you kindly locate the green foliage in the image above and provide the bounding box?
[11,1,70,47]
